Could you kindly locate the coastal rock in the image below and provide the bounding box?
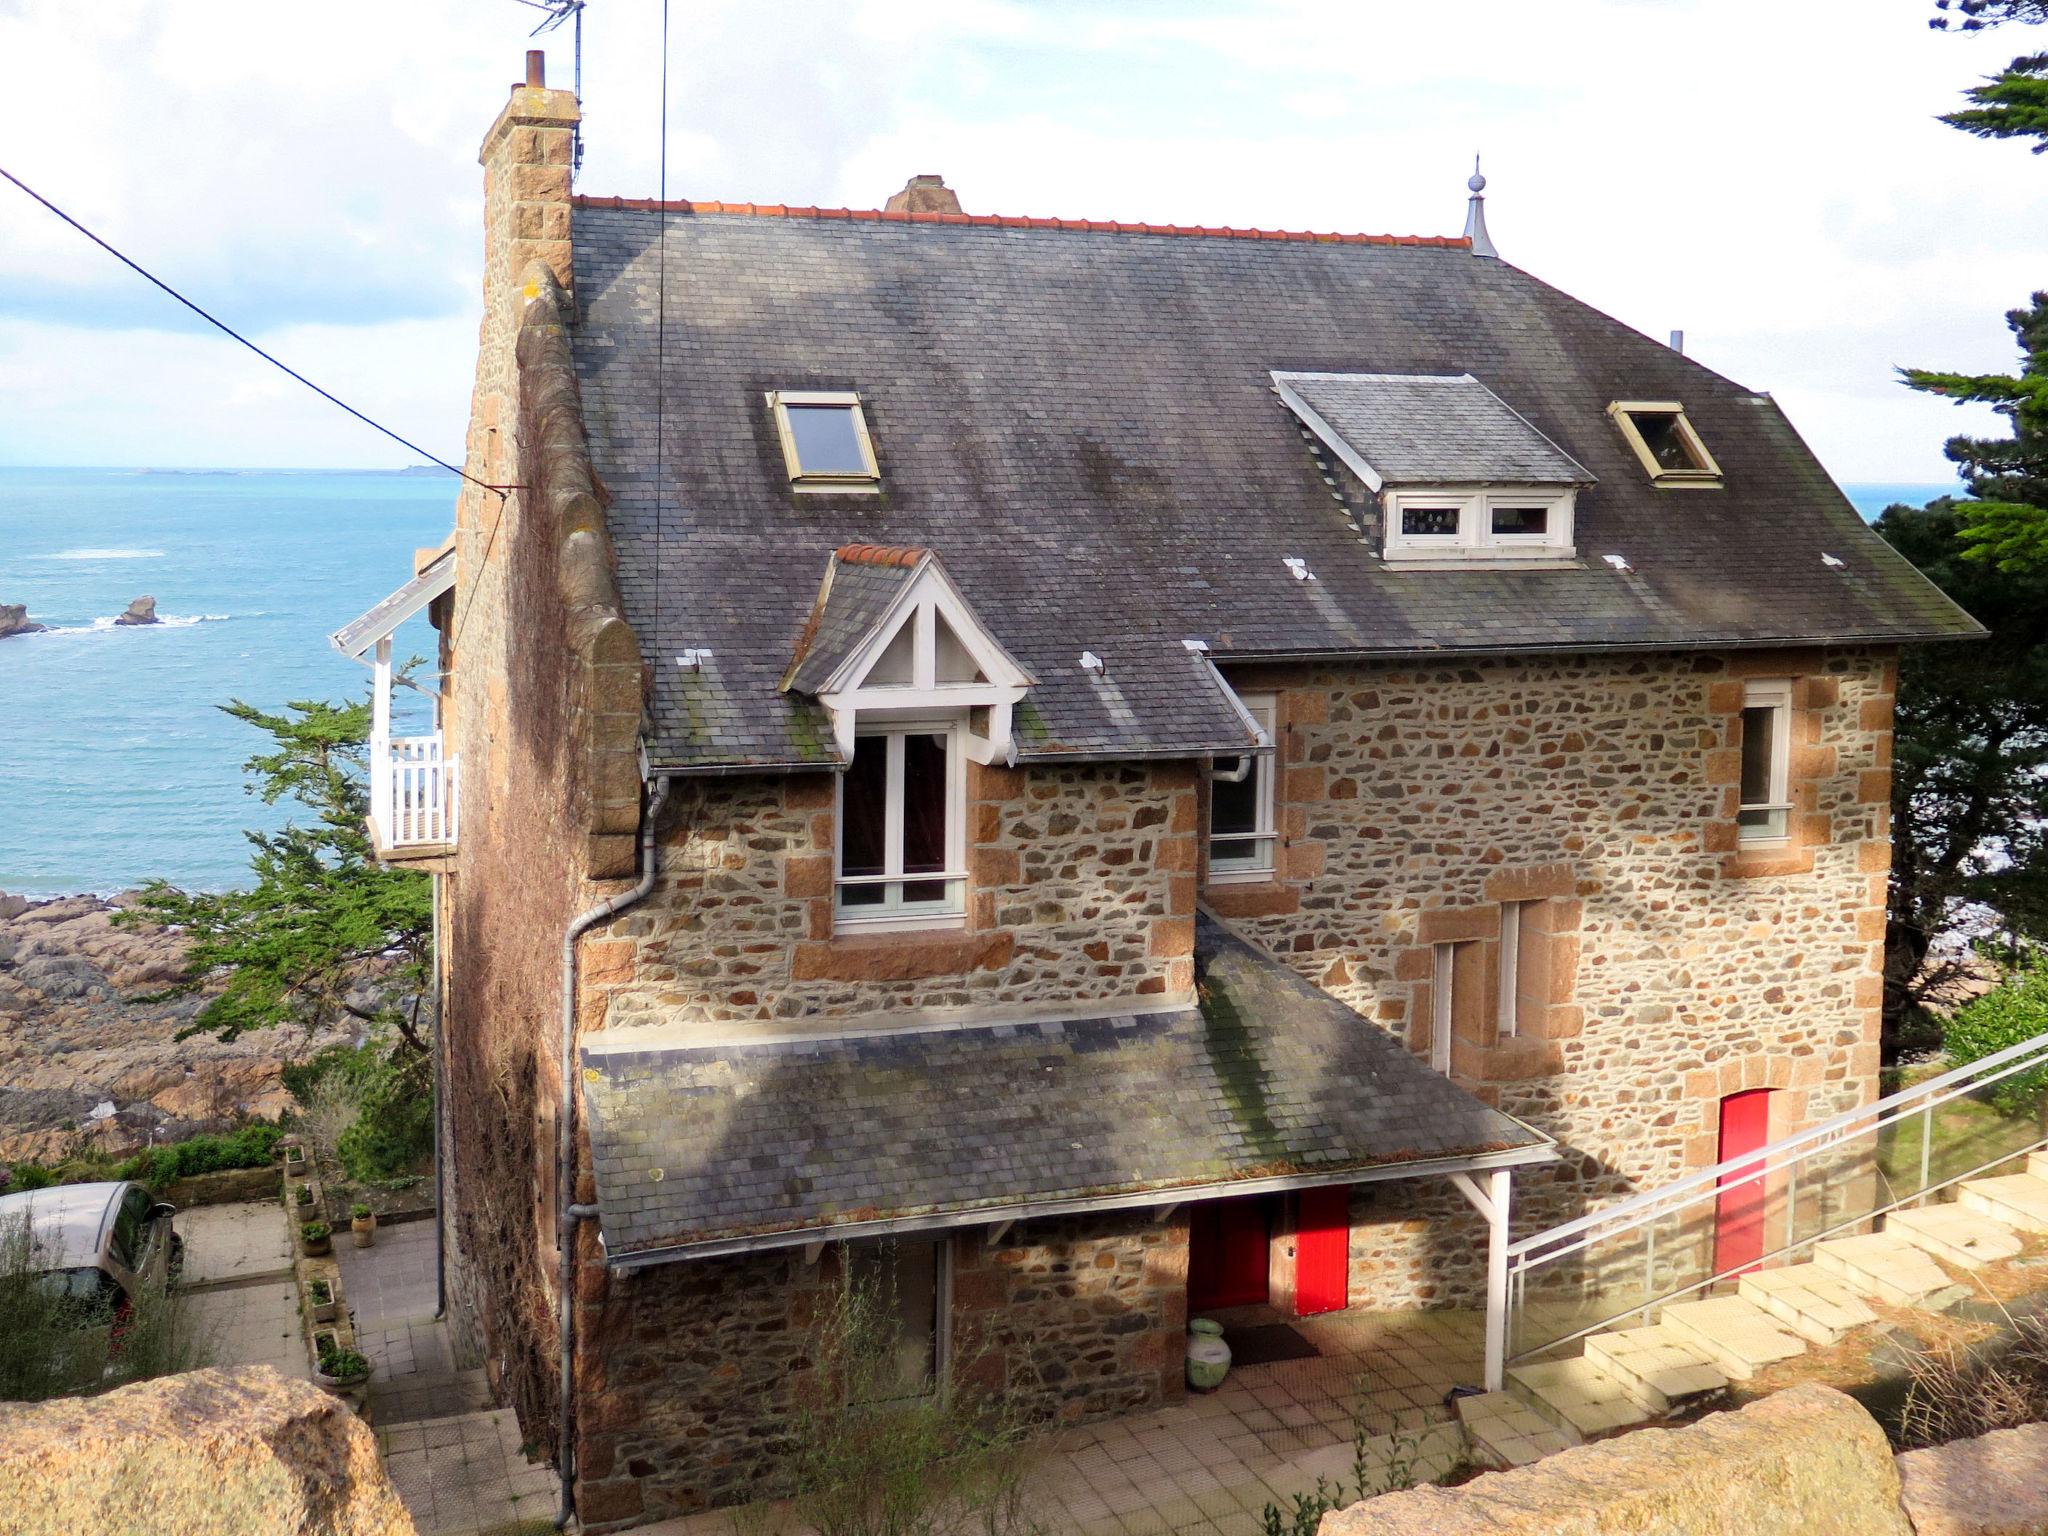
[0,1364,417,1536]
[0,892,352,1165]
[1896,1419,2048,1535]
[113,595,160,626]
[0,603,47,639]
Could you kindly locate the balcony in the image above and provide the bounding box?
[369,732,459,862]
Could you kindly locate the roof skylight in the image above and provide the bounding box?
[768,390,879,491]
[1608,401,1721,486]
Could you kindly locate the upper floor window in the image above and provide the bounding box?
[1382,488,1577,563]
[1209,694,1277,882]
[769,390,880,492]
[1609,402,1721,486]
[837,722,965,929]
[1737,679,1792,844]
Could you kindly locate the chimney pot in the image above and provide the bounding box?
[884,174,963,215]
[526,50,546,89]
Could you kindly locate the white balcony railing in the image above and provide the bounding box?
[370,732,459,851]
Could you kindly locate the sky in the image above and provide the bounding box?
[0,0,2039,484]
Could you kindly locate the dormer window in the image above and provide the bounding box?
[1270,370,1593,568]
[1609,402,1721,486]
[768,390,879,491]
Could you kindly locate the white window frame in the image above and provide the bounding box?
[1607,400,1723,487]
[834,717,968,932]
[767,389,881,493]
[1382,487,1577,563]
[1497,902,1523,1040]
[1737,678,1793,846]
[1208,693,1278,884]
[1430,943,1456,1074]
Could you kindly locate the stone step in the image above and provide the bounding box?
[1816,1233,1955,1306]
[1658,1296,1807,1380]
[1886,1203,2023,1270]
[1737,1262,1881,1345]
[1958,1173,2048,1234]
[1583,1324,1728,1413]
[1505,1356,1649,1439]
[2029,1149,2048,1182]
[1455,1389,1580,1470]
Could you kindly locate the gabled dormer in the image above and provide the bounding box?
[1272,370,1594,566]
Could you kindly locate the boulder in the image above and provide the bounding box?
[0,604,46,639]
[1320,1383,1911,1536]
[1897,1420,2048,1536]
[0,1364,415,1535]
[113,595,160,626]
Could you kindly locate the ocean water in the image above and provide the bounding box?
[0,470,1963,897]
[0,467,454,897]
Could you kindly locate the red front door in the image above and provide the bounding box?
[1188,1195,1271,1312]
[1714,1089,1773,1276]
[1294,1186,1350,1316]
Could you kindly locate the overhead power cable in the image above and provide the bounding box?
[0,163,509,500]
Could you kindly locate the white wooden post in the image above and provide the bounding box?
[370,636,393,843]
[1485,1167,1512,1392]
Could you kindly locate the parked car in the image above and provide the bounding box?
[0,1181,179,1339]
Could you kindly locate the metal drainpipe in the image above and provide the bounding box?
[555,775,670,1531]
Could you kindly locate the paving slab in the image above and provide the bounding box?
[1738,1261,1880,1343]
[1958,1174,2048,1234]
[1818,1233,1957,1306]
[1456,1389,1578,1469]
[1659,1296,1806,1379]
[1584,1324,1727,1410]
[1887,1203,2023,1270]
[1505,1356,1645,1437]
[175,1199,294,1289]
[186,1276,311,1380]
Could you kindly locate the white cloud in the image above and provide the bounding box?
[0,0,2038,482]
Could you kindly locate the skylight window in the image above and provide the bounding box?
[768,390,879,491]
[1609,402,1721,486]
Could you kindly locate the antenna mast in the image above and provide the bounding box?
[517,0,586,179]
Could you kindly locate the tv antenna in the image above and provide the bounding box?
[516,0,586,178]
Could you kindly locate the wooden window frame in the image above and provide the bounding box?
[1381,487,1577,563]
[768,389,881,493]
[1208,693,1278,884]
[1430,943,1455,1074]
[1737,678,1794,846]
[834,718,968,933]
[1607,400,1723,487]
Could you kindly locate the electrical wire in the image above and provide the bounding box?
[0,163,510,501]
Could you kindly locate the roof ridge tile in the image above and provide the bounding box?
[570,193,1469,249]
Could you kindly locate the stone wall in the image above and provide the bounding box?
[584,759,1198,1032]
[569,1211,1188,1529]
[1206,647,1895,1306]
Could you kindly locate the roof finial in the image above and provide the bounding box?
[1463,153,1497,259]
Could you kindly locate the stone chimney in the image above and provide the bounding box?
[884,174,963,215]
[480,51,580,304]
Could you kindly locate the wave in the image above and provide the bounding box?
[36,548,168,561]
[37,614,232,634]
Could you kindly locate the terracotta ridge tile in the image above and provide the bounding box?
[570,193,1468,249]
[835,543,926,568]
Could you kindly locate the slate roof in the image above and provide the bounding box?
[1273,372,1593,488]
[782,545,924,695]
[578,914,1553,1262]
[568,204,1982,773]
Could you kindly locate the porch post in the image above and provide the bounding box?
[1485,1166,1511,1392]
[370,636,394,840]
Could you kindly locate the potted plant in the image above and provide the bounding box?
[294,1181,314,1208]
[349,1203,376,1249]
[300,1220,331,1257]
[315,1343,370,1392]
[308,1277,337,1324]
[282,1143,307,1179]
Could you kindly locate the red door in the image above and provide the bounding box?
[1188,1196,1271,1312]
[1294,1186,1350,1316]
[1714,1090,1773,1277]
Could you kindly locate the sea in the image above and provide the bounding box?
[0,469,1960,898]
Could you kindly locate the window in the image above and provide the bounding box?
[1430,943,1457,1073]
[1609,401,1722,486]
[846,1239,946,1402]
[836,724,965,928]
[1209,694,1277,882]
[1497,900,1555,1039]
[768,390,879,491]
[1381,488,1576,562]
[1737,680,1792,843]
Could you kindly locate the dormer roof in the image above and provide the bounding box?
[1271,371,1592,491]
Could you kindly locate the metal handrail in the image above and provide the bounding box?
[1508,1029,2048,1263]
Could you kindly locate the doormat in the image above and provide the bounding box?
[1226,1322,1320,1366]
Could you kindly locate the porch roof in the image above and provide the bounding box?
[329,548,454,660]
[578,915,1555,1267]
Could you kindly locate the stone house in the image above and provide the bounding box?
[332,56,1978,1531]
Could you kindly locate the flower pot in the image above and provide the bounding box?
[316,1365,369,1392]
[310,1297,337,1324]
[350,1214,376,1248]
[284,1155,307,1180]
[302,1233,331,1257]
[1186,1318,1231,1392]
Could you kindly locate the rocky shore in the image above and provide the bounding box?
[0,892,351,1165]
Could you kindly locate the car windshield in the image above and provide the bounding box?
[37,1266,121,1323]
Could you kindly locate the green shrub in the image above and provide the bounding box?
[301,1221,330,1244]
[317,1345,369,1380]
[6,1166,56,1192]
[335,1062,433,1184]
[110,1124,284,1190]
[1944,966,2048,1115]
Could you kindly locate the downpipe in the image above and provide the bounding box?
[555,775,669,1531]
